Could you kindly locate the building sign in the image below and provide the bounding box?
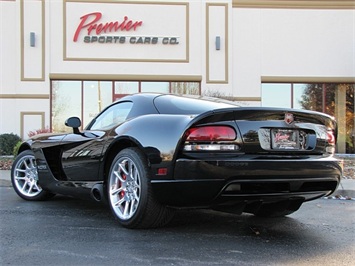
[73,12,179,45]
[64,1,189,62]
[73,12,144,42]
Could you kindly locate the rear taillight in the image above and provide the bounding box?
[326,130,336,145]
[326,130,336,154]
[185,126,236,141]
[184,126,238,151]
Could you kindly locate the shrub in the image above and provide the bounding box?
[0,133,22,155]
[13,141,23,156]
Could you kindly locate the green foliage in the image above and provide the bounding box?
[13,141,23,156]
[0,133,22,155]
[299,84,354,153]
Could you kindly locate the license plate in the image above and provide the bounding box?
[271,129,299,150]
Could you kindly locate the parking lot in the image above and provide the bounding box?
[1,184,354,266]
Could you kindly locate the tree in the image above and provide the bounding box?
[299,83,354,153]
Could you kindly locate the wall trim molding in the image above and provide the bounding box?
[49,73,203,82]
[234,97,261,102]
[20,0,45,81]
[262,76,355,83]
[206,3,229,84]
[20,112,45,139]
[63,0,190,62]
[0,94,49,99]
[233,0,355,9]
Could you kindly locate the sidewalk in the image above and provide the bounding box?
[0,170,11,187]
[1,170,354,198]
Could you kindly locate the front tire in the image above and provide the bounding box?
[11,150,54,201]
[107,148,173,228]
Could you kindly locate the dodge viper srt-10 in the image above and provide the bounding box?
[11,93,342,228]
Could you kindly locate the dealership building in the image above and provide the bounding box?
[1,0,354,153]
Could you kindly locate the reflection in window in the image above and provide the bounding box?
[297,84,335,115]
[293,84,306,109]
[89,102,133,130]
[114,82,139,95]
[262,83,354,154]
[51,80,201,132]
[171,82,200,95]
[52,81,81,133]
[141,82,169,93]
[261,84,291,108]
[83,81,112,127]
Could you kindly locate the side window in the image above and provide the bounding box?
[89,102,133,130]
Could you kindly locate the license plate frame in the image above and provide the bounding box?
[271,129,299,150]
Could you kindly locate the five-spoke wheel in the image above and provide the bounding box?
[11,150,54,201]
[109,154,141,221]
[108,148,173,228]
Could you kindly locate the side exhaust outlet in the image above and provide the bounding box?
[91,183,105,203]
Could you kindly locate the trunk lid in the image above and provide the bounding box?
[190,107,336,155]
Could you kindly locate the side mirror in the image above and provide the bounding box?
[65,117,82,134]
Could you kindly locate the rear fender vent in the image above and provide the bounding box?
[42,147,66,180]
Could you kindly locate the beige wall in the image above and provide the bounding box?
[1,0,354,139]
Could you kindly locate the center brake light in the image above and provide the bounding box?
[184,126,238,151]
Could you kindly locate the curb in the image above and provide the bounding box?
[329,179,355,199]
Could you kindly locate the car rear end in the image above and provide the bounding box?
[167,107,342,210]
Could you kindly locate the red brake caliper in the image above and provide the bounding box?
[120,172,126,198]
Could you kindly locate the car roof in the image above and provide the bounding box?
[117,93,239,117]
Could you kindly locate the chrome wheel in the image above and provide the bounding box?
[13,153,42,198]
[11,150,54,201]
[109,156,141,220]
[108,148,174,228]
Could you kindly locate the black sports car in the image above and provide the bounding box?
[11,93,342,228]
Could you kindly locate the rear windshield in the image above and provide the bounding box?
[154,95,238,115]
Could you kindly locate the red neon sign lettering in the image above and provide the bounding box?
[73,12,143,42]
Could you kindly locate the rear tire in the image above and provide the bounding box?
[107,148,174,228]
[11,150,55,201]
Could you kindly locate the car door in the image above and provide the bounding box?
[61,101,133,181]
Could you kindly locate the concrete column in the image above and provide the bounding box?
[335,85,347,153]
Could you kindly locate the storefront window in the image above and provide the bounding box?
[262,83,355,154]
[171,82,200,95]
[292,84,307,109]
[83,81,112,127]
[51,80,200,132]
[114,82,139,95]
[52,81,81,133]
[141,82,169,93]
[262,83,291,108]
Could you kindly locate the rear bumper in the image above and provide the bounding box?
[151,156,342,207]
